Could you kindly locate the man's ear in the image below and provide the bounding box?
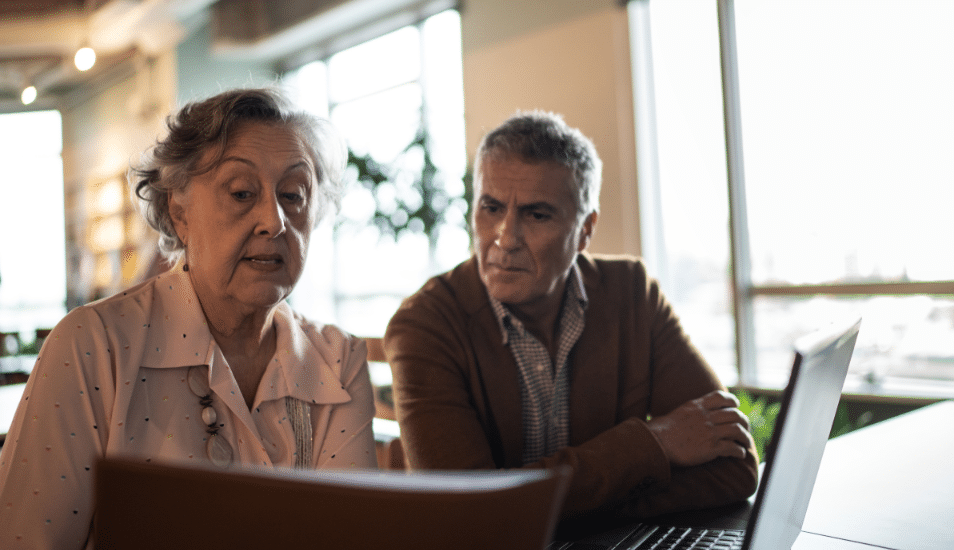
[577,211,598,252]
[168,189,189,244]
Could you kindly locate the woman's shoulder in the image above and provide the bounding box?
[52,279,151,333]
[46,272,191,361]
[75,273,166,316]
[286,307,363,362]
[288,307,352,339]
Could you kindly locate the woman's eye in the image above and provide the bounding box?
[281,192,304,203]
[231,190,252,200]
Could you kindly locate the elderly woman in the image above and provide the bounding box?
[0,88,376,549]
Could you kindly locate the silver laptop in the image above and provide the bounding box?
[552,317,861,550]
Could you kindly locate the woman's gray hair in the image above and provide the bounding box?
[474,110,602,218]
[130,87,347,263]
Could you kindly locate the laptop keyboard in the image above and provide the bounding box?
[549,525,745,550]
[625,526,744,549]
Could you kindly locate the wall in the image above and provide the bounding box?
[57,17,278,307]
[59,52,177,307]
[459,0,641,256]
[56,0,643,307]
[176,19,279,106]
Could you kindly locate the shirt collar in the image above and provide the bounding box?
[140,269,350,406]
[140,269,214,369]
[488,262,589,345]
[256,304,351,405]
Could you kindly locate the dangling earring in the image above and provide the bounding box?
[183,263,189,272]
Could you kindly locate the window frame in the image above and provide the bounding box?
[632,0,954,395]
[282,9,467,337]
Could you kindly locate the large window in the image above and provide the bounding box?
[631,0,954,396]
[282,10,468,339]
[0,111,66,356]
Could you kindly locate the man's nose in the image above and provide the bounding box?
[494,211,522,250]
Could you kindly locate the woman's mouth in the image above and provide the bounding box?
[243,255,284,270]
[247,258,280,264]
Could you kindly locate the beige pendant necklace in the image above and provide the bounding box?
[187,366,234,468]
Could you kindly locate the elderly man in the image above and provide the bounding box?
[384,111,758,518]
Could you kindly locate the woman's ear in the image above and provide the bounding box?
[168,189,189,244]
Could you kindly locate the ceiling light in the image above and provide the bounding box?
[75,47,96,71]
[21,85,37,105]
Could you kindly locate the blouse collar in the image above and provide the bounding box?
[140,269,350,407]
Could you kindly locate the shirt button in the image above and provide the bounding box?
[536,364,546,372]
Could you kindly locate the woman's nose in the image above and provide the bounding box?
[256,193,286,238]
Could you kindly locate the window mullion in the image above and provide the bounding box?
[752,281,954,297]
[628,0,669,289]
[717,0,757,386]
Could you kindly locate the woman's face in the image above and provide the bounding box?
[169,122,319,315]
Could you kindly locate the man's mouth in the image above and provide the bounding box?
[488,260,527,272]
[485,252,530,273]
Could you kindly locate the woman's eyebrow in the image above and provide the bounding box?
[218,155,255,169]
[283,160,312,174]
[218,156,312,174]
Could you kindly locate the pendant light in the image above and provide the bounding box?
[74,46,96,71]
[20,85,38,105]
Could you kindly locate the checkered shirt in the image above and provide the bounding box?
[489,264,588,465]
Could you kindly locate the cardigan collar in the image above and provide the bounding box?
[446,253,619,465]
[486,262,590,346]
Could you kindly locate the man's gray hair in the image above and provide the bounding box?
[474,110,602,218]
[130,87,347,264]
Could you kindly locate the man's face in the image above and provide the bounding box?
[473,155,596,318]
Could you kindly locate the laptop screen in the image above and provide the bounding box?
[745,317,860,550]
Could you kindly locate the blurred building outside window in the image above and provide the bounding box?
[630,0,954,397]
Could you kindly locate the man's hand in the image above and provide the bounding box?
[647,390,753,467]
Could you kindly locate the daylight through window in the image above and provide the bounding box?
[631,0,954,396]
[283,10,468,339]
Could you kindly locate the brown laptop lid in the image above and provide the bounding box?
[94,457,570,550]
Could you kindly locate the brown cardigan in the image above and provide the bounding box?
[384,253,758,518]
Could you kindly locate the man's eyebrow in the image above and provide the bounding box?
[478,194,503,205]
[518,201,558,214]
[477,194,558,213]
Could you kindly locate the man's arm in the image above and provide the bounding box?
[385,298,676,516]
[620,390,759,517]
[614,264,759,516]
[385,262,758,518]
[648,390,753,466]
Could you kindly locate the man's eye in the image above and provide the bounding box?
[529,211,551,221]
[482,203,501,213]
[232,190,252,200]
